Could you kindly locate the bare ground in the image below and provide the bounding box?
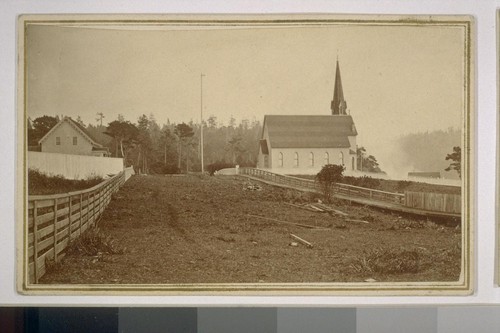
[40,174,461,284]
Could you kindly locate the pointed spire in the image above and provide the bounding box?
[331,59,347,115]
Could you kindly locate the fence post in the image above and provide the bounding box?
[79,193,83,234]
[53,198,58,263]
[68,196,72,243]
[91,191,96,226]
[33,200,38,283]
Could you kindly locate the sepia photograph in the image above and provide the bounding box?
[17,15,473,295]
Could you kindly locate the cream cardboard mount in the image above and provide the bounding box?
[17,14,474,295]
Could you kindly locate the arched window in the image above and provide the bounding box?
[309,152,314,167]
[339,152,344,165]
[352,156,355,170]
[324,152,329,165]
[294,152,299,167]
[278,152,283,167]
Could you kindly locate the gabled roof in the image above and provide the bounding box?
[263,115,357,149]
[38,117,104,148]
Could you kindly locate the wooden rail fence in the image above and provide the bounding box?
[240,168,461,215]
[404,191,461,214]
[240,167,405,205]
[27,168,132,284]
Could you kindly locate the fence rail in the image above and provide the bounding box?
[27,168,132,283]
[240,168,462,216]
[240,168,405,204]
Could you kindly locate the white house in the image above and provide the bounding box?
[38,117,110,157]
[257,60,358,175]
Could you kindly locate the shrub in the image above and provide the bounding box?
[206,162,235,176]
[66,227,125,256]
[396,180,411,192]
[149,162,180,175]
[316,164,345,202]
[28,168,104,195]
[341,175,380,189]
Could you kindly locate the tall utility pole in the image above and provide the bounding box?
[200,73,205,173]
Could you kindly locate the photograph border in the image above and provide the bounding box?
[496,8,500,287]
[16,14,474,296]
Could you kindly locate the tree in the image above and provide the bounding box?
[28,115,59,146]
[76,116,85,126]
[357,146,383,173]
[316,164,345,203]
[134,114,153,174]
[445,146,461,178]
[226,134,246,164]
[159,127,178,170]
[104,120,139,165]
[174,123,195,172]
[207,115,218,128]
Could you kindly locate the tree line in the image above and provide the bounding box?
[28,114,262,174]
[396,127,461,179]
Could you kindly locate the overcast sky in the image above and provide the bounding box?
[26,21,466,175]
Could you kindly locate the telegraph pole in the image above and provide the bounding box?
[200,74,205,173]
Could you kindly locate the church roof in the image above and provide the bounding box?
[331,60,347,115]
[263,115,357,149]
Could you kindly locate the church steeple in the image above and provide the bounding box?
[331,59,347,115]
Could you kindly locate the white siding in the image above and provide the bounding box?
[41,121,94,156]
[269,147,354,175]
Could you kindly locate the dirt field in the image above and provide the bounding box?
[40,174,461,284]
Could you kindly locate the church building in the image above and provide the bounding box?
[257,60,358,175]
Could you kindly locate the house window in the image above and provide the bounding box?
[294,152,299,167]
[73,136,78,145]
[56,137,61,145]
[339,152,344,165]
[309,152,314,167]
[278,152,283,167]
[352,157,355,170]
[324,152,329,165]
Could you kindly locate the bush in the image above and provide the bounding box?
[396,180,411,191]
[28,168,104,195]
[341,176,380,189]
[315,164,345,202]
[206,162,236,176]
[149,162,181,175]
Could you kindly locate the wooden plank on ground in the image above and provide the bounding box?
[345,219,370,224]
[246,214,325,229]
[290,234,313,248]
[284,202,317,212]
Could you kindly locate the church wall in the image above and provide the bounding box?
[348,135,357,151]
[257,124,271,169]
[268,147,355,175]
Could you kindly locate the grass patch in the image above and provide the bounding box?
[66,227,125,256]
[350,247,428,275]
[28,168,104,195]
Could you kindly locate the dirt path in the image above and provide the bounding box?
[40,174,461,284]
